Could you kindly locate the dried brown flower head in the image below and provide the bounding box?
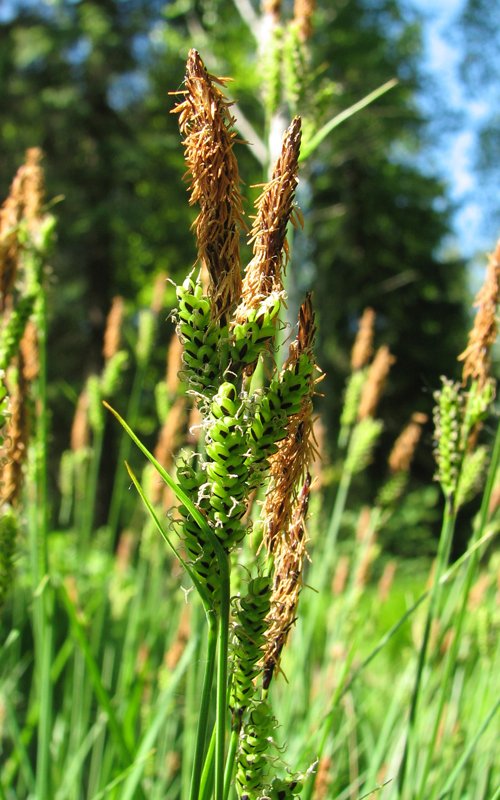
[263,473,310,688]
[19,320,39,383]
[458,239,499,388]
[70,388,90,452]
[294,0,316,42]
[351,307,375,370]
[263,294,318,552]
[235,117,302,322]
[357,345,396,420]
[103,296,124,362]
[165,334,184,398]
[388,412,427,473]
[262,0,281,22]
[173,50,245,320]
[0,149,45,311]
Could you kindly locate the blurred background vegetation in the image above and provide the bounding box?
[1,0,497,551]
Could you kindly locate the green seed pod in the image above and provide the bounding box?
[86,375,103,433]
[175,277,225,395]
[455,446,489,510]
[433,378,464,499]
[230,577,271,724]
[345,417,384,475]
[0,293,36,371]
[261,26,284,118]
[339,369,368,445]
[100,351,128,398]
[231,295,282,369]
[136,309,155,366]
[236,701,276,800]
[376,471,408,509]
[283,23,307,113]
[0,507,18,610]
[461,379,496,447]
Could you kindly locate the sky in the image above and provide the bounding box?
[410,0,493,262]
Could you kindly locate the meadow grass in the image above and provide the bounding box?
[1,52,499,800]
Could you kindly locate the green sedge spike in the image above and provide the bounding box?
[230,294,281,369]
[0,508,18,610]
[0,293,36,371]
[100,351,128,398]
[455,446,489,510]
[236,700,276,800]
[230,577,271,726]
[283,23,307,113]
[175,275,226,397]
[345,417,383,475]
[339,369,368,436]
[433,378,464,499]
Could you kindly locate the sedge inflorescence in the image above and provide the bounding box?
[169,50,319,798]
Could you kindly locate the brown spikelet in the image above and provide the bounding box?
[19,320,39,383]
[172,49,244,320]
[0,366,29,507]
[458,240,500,388]
[332,554,350,596]
[262,0,281,22]
[103,296,124,361]
[151,271,168,315]
[263,295,318,552]
[351,307,375,370]
[0,169,25,312]
[165,334,184,397]
[388,412,428,473]
[357,345,396,420]
[377,560,397,602]
[313,755,332,800]
[70,388,90,452]
[154,398,186,475]
[263,473,310,689]
[115,530,135,574]
[21,148,45,233]
[294,0,316,42]
[236,117,302,322]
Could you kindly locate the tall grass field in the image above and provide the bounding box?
[1,45,499,800]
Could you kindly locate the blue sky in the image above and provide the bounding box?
[411,0,492,261]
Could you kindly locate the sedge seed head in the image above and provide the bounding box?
[459,239,499,388]
[236,116,302,322]
[172,50,244,321]
[351,307,376,370]
[357,345,395,420]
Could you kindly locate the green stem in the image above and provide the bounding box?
[397,497,456,796]
[416,419,500,799]
[190,611,219,800]
[199,728,216,800]
[216,551,231,800]
[107,361,148,542]
[223,729,240,800]
[31,285,54,800]
[82,423,104,552]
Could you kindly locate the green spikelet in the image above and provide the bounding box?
[86,375,103,433]
[339,368,368,446]
[101,351,128,398]
[455,446,489,510]
[246,353,314,485]
[0,508,18,610]
[283,23,307,113]
[433,378,464,499]
[460,379,496,448]
[236,700,276,800]
[0,293,36,371]
[175,276,226,397]
[376,471,408,509]
[136,309,156,366]
[0,372,9,448]
[230,577,271,725]
[261,26,284,117]
[345,417,383,475]
[230,294,281,370]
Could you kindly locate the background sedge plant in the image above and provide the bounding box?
[108,49,320,800]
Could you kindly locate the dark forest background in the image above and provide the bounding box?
[1,0,497,550]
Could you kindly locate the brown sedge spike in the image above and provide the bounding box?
[103,296,125,362]
[235,116,302,323]
[172,49,245,321]
[357,344,396,420]
[351,307,376,371]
